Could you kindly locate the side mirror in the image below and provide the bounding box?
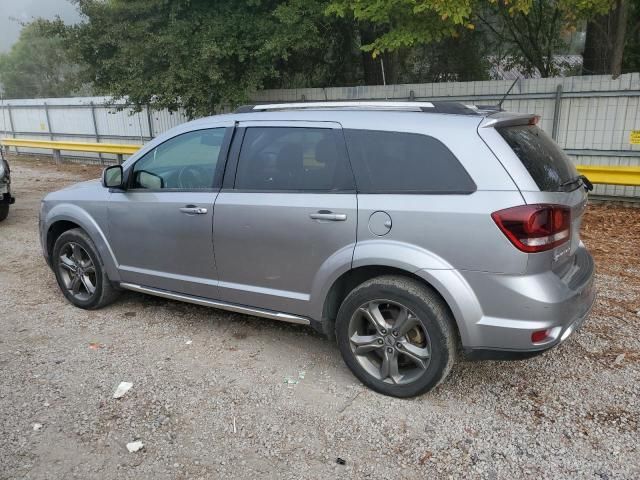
[103,165,124,189]
[136,170,164,189]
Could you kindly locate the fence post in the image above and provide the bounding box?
[6,105,18,154]
[551,84,563,141]
[43,102,54,141]
[117,153,123,165]
[146,105,154,139]
[53,149,61,165]
[90,102,104,165]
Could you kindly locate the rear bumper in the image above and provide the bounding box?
[464,293,594,360]
[455,246,596,354]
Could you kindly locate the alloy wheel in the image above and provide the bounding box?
[348,299,431,385]
[57,242,97,301]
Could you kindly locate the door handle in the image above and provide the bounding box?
[179,206,208,215]
[309,212,347,221]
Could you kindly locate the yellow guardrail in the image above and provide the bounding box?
[1,138,639,186]
[1,138,141,155]
[576,165,640,187]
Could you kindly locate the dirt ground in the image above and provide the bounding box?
[1,155,639,479]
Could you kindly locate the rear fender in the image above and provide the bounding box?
[352,240,481,346]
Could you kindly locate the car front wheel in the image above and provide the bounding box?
[52,228,120,309]
[336,275,457,398]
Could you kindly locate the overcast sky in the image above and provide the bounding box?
[0,0,82,53]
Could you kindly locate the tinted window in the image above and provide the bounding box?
[344,129,475,193]
[235,127,354,191]
[498,125,578,192]
[131,128,226,190]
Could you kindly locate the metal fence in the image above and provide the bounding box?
[2,73,639,197]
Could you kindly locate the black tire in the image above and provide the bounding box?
[52,228,120,309]
[0,204,8,222]
[335,275,457,398]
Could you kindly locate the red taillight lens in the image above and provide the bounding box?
[531,329,551,343]
[491,204,571,253]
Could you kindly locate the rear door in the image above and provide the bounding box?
[212,121,357,317]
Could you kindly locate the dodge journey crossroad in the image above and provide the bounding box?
[39,101,596,397]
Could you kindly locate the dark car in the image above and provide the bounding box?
[0,154,14,222]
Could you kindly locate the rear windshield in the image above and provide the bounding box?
[498,125,578,192]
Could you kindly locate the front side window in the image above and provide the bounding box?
[234,127,354,191]
[131,128,227,190]
[344,129,476,194]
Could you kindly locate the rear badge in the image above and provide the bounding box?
[553,245,571,263]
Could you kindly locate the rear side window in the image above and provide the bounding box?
[344,129,475,194]
[498,125,578,192]
[235,127,354,191]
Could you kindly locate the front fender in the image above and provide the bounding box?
[42,203,121,282]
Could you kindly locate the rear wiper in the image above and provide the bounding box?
[560,176,593,192]
[580,175,594,191]
[559,177,581,191]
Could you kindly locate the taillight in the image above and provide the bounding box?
[531,329,552,343]
[491,204,571,253]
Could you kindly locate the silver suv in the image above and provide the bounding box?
[39,102,596,397]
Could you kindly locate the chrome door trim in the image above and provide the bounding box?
[119,282,311,325]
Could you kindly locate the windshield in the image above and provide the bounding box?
[498,125,579,192]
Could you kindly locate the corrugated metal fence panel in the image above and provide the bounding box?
[93,105,148,140]
[150,108,190,136]
[1,73,639,194]
[47,105,95,136]
[10,106,49,134]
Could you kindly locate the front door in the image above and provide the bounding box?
[213,121,358,317]
[108,127,231,298]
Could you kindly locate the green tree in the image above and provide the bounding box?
[68,0,364,117]
[584,0,637,76]
[0,18,83,98]
[622,0,640,72]
[327,0,615,78]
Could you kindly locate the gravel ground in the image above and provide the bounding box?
[1,156,639,479]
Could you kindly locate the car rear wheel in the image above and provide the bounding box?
[52,228,120,309]
[336,275,457,398]
[0,204,8,222]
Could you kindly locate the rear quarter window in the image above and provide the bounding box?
[498,125,578,192]
[344,129,476,194]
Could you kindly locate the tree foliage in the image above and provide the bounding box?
[623,0,640,72]
[584,0,636,76]
[68,0,363,117]
[0,18,83,98]
[1,0,633,114]
[327,0,616,77]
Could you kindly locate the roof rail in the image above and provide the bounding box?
[247,101,434,112]
[235,101,481,115]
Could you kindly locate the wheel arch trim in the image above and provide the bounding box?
[43,204,121,281]
[314,240,482,346]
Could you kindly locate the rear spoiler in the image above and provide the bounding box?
[479,112,538,128]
